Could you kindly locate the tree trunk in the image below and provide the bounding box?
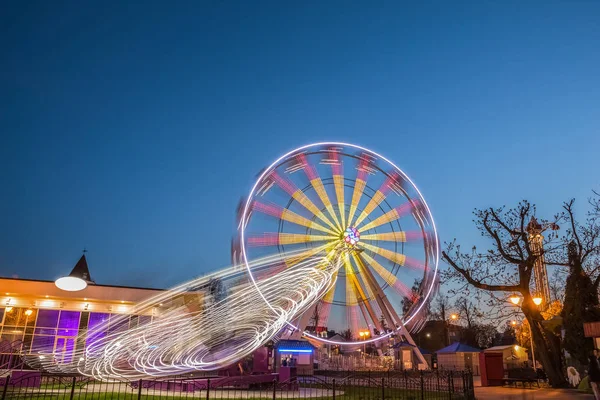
[524,309,567,387]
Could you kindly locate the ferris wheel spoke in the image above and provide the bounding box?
[360,231,424,243]
[357,252,413,298]
[325,148,347,229]
[295,153,341,231]
[344,257,361,337]
[353,172,402,228]
[269,171,339,232]
[347,156,373,228]
[252,201,337,235]
[283,243,334,267]
[247,233,335,247]
[357,200,419,232]
[360,242,426,271]
[350,254,383,327]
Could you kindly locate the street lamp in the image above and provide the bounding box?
[450,314,458,321]
[509,294,539,369]
[510,294,521,305]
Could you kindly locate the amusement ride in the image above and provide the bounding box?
[26,142,440,379]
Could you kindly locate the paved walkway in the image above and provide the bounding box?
[475,386,594,399]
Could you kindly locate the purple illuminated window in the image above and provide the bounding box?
[88,313,109,330]
[36,310,59,328]
[86,313,110,349]
[58,311,80,336]
[31,335,55,352]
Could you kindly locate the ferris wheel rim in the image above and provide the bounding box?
[239,141,440,345]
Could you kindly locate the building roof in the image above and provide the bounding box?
[392,341,415,349]
[436,342,480,354]
[485,345,523,352]
[275,340,314,350]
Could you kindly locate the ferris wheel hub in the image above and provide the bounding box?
[343,226,360,247]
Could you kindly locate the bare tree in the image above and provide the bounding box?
[430,293,451,346]
[442,201,567,387]
[455,297,483,330]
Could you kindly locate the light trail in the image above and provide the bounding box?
[31,250,342,380]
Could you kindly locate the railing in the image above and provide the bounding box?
[1,369,475,400]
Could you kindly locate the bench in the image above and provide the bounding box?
[503,368,540,388]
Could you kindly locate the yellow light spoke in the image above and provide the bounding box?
[247,233,336,247]
[353,190,386,228]
[281,209,337,235]
[347,178,366,227]
[321,270,339,304]
[358,201,417,232]
[284,242,333,267]
[360,232,407,242]
[358,252,412,298]
[327,148,347,229]
[270,171,338,231]
[333,174,346,229]
[291,189,339,231]
[295,153,341,230]
[360,242,406,266]
[344,255,360,306]
[310,178,341,231]
[360,242,425,271]
[351,254,383,322]
[354,173,402,228]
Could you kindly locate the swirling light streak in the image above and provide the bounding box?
[30,250,342,380]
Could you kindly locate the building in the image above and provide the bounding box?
[391,342,431,370]
[484,345,528,370]
[274,339,315,376]
[584,322,600,349]
[0,255,164,369]
[436,342,481,375]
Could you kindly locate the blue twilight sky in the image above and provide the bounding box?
[1,1,599,289]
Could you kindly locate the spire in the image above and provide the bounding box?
[69,253,94,283]
[55,251,95,291]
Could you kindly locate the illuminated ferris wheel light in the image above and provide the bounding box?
[239,142,440,346]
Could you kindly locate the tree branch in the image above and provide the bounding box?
[442,251,522,293]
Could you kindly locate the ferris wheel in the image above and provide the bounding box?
[238,142,439,347]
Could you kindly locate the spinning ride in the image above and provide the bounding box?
[239,143,439,348]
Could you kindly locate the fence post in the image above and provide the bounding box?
[381,377,385,400]
[206,378,210,400]
[272,379,277,400]
[420,370,424,400]
[447,370,453,400]
[332,378,336,400]
[1,374,10,400]
[69,376,76,400]
[137,378,143,400]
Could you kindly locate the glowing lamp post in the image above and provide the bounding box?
[509,294,521,305]
[509,294,540,369]
[359,330,370,354]
[55,253,94,292]
[450,314,458,321]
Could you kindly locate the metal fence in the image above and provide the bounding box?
[1,370,475,400]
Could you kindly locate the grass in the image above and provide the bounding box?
[6,386,468,400]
